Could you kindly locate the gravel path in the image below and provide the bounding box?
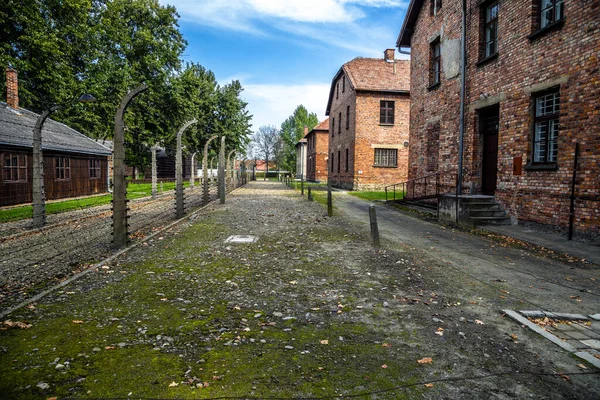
[1,180,598,398]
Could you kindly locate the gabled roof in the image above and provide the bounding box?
[304,118,330,138]
[396,0,425,47]
[0,103,111,156]
[325,58,410,115]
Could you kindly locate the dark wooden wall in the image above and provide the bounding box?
[0,147,109,206]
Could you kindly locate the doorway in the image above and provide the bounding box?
[480,105,499,195]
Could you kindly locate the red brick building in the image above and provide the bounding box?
[397,0,599,237]
[325,50,410,190]
[305,118,329,183]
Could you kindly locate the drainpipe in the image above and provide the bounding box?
[457,0,467,195]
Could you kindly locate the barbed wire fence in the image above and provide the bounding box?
[0,136,249,308]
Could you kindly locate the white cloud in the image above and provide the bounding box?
[240,82,330,132]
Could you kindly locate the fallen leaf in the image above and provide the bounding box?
[417,357,433,364]
[510,334,518,341]
[475,320,485,325]
[382,343,392,348]
[320,340,329,345]
[72,320,84,324]
[558,374,571,382]
[435,331,444,336]
[577,364,587,370]
[424,383,434,388]
[500,290,510,294]
[318,367,324,370]
[168,381,179,387]
[311,308,320,311]
[289,281,298,285]
[565,277,573,282]
[2,320,32,329]
[105,346,115,350]
[381,364,388,369]
[160,298,168,302]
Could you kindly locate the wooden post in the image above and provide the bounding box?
[369,205,380,248]
[308,187,313,201]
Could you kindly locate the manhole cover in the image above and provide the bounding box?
[225,235,258,244]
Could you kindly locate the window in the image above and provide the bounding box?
[3,153,27,182]
[56,157,71,180]
[336,82,339,99]
[89,159,101,179]
[345,148,349,172]
[533,90,560,163]
[380,101,395,125]
[430,39,441,87]
[338,112,342,134]
[483,1,499,59]
[337,150,341,173]
[540,0,564,29]
[342,76,346,92]
[346,105,350,129]
[331,153,334,172]
[431,0,442,15]
[374,148,397,167]
[332,117,335,136]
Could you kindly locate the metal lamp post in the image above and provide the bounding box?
[32,94,97,229]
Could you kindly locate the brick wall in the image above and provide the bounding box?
[306,129,329,182]
[328,69,411,190]
[406,0,600,237]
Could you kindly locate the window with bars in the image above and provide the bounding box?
[380,100,395,124]
[431,0,442,16]
[336,82,339,99]
[89,159,101,179]
[338,112,342,134]
[374,148,397,167]
[540,0,564,29]
[342,76,346,92]
[337,150,341,173]
[330,153,334,172]
[345,148,349,172]
[346,105,350,129]
[56,157,71,180]
[483,1,499,59]
[3,153,27,182]
[533,90,560,163]
[332,117,335,137]
[430,39,441,87]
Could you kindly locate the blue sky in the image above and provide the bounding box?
[159,0,409,132]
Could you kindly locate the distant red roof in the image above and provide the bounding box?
[326,58,410,115]
[345,58,410,92]
[304,118,330,138]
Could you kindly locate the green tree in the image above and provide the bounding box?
[279,105,318,174]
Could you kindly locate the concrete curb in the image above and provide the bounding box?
[503,309,600,369]
[0,186,244,319]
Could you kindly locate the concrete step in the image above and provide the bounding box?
[470,216,512,226]
[463,202,503,210]
[469,209,507,218]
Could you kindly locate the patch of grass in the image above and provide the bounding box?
[0,181,191,223]
[349,190,402,202]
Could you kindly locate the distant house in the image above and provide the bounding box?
[397,0,600,236]
[325,49,410,190]
[305,118,329,183]
[1,69,111,206]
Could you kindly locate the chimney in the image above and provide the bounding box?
[6,68,18,110]
[304,125,308,136]
[384,48,395,62]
